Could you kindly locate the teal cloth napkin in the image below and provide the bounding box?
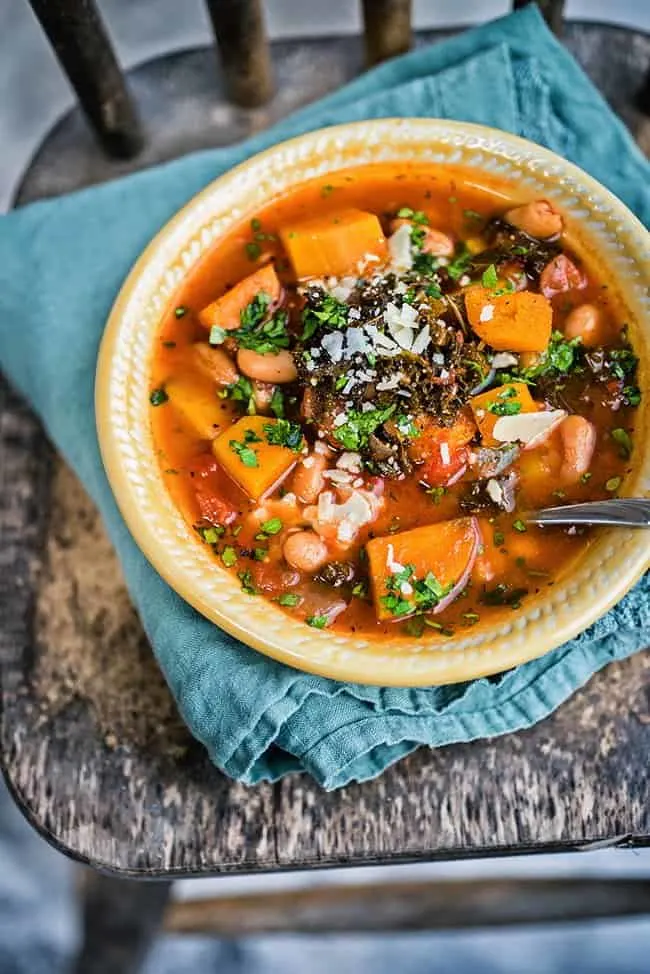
[1,6,648,788]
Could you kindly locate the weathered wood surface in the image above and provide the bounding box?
[2,24,650,877]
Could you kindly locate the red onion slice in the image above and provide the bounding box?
[432,517,482,615]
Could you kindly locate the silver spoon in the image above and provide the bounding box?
[527,498,650,528]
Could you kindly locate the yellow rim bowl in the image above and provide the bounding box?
[96,119,650,687]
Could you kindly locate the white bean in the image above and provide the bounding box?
[560,415,596,484]
[292,453,328,504]
[564,304,604,347]
[283,531,329,573]
[237,348,297,384]
[504,199,563,239]
[191,343,238,387]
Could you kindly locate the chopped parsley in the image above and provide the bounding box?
[510,331,582,384]
[307,614,329,629]
[380,564,453,618]
[301,295,348,341]
[270,387,285,418]
[221,546,238,567]
[256,517,283,538]
[321,184,335,197]
[482,264,499,289]
[446,242,472,281]
[425,280,442,299]
[513,519,527,533]
[605,476,622,493]
[221,375,256,414]
[462,611,481,625]
[237,292,290,355]
[162,340,176,348]
[229,432,260,467]
[608,348,638,380]
[395,415,420,438]
[611,427,632,458]
[403,615,426,637]
[238,569,258,595]
[426,485,447,505]
[245,241,262,261]
[196,524,225,544]
[351,581,368,599]
[209,325,226,345]
[493,530,505,547]
[276,592,301,607]
[579,472,592,485]
[174,306,187,318]
[333,404,396,451]
[481,583,528,609]
[251,218,262,232]
[253,547,268,561]
[623,385,641,406]
[487,386,521,416]
[149,387,168,406]
[264,420,303,451]
[463,209,483,225]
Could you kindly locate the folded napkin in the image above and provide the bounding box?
[1,6,648,788]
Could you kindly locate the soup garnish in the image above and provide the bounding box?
[150,164,640,638]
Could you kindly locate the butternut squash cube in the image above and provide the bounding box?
[166,372,228,440]
[470,382,537,447]
[465,285,552,352]
[212,415,303,501]
[198,263,281,331]
[280,209,387,279]
[366,517,480,622]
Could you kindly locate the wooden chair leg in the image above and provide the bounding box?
[361,0,412,67]
[512,0,566,36]
[164,878,650,935]
[72,870,172,974]
[27,0,142,158]
[205,0,274,108]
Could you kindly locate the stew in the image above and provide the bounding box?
[149,163,640,638]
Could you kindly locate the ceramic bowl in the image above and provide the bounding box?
[96,119,650,687]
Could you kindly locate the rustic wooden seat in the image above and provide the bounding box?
[2,3,650,973]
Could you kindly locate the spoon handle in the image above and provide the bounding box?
[528,498,650,528]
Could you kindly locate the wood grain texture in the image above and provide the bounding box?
[1,24,649,877]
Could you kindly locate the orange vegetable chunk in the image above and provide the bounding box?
[212,415,302,501]
[280,209,387,279]
[470,382,537,447]
[366,517,480,622]
[465,285,552,352]
[166,372,229,440]
[198,264,281,331]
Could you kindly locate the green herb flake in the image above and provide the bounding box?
[624,385,641,406]
[611,427,632,458]
[462,611,480,625]
[270,387,285,419]
[403,616,425,638]
[245,241,262,261]
[307,614,329,629]
[351,581,368,599]
[197,525,224,544]
[257,517,283,537]
[238,293,290,355]
[552,489,567,499]
[335,374,348,392]
[221,546,238,568]
[263,420,304,452]
[333,404,396,451]
[513,519,527,533]
[463,209,483,224]
[250,218,262,232]
[579,472,592,485]
[446,242,472,282]
[300,294,348,341]
[229,439,258,468]
[481,264,499,289]
[321,184,335,197]
[222,375,256,414]
[605,476,622,493]
[487,386,522,416]
[162,340,176,348]
[493,530,505,547]
[426,485,447,505]
[425,281,442,299]
[276,593,301,607]
[174,306,187,318]
[238,569,258,595]
[253,547,268,562]
[149,387,169,406]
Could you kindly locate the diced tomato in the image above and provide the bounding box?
[188,454,239,525]
[540,255,587,298]
[421,444,470,487]
[252,563,300,596]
